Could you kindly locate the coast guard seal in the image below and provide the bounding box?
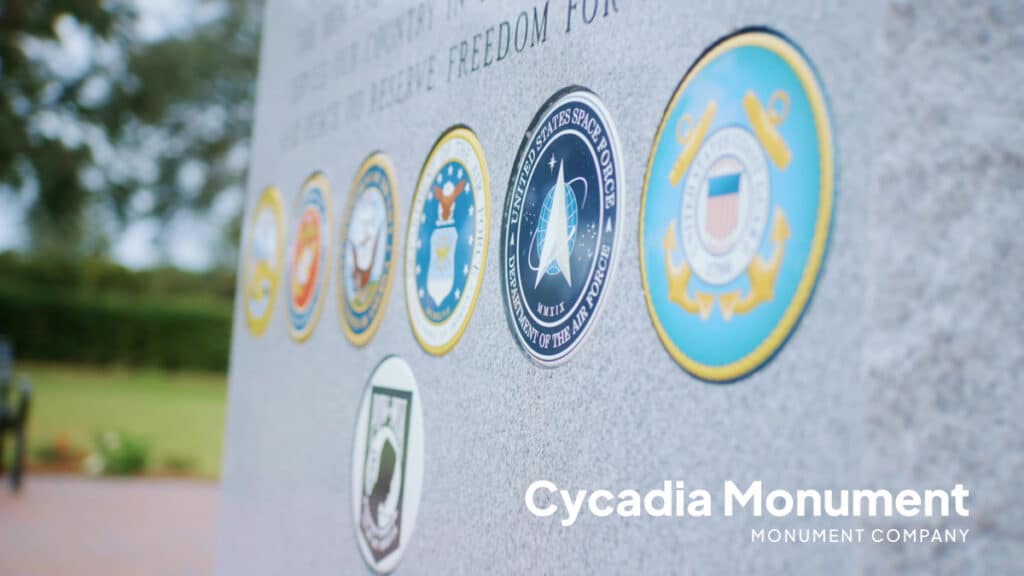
[351,356,424,575]
[405,127,489,355]
[339,153,398,346]
[502,88,623,366]
[287,172,332,342]
[243,186,284,336]
[640,30,836,381]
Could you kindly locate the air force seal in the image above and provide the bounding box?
[640,30,835,381]
[339,153,398,346]
[502,88,623,366]
[351,356,424,575]
[405,127,489,355]
[243,186,284,336]
[287,173,332,342]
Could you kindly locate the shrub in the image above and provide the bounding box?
[0,286,232,371]
[33,434,82,465]
[84,430,150,476]
[0,252,236,302]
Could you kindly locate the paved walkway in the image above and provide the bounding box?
[0,474,218,576]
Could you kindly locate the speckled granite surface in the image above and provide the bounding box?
[864,1,1024,573]
[215,1,1020,574]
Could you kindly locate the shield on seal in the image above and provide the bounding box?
[427,224,457,305]
[704,171,741,254]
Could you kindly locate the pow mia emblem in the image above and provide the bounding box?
[640,30,836,382]
[502,88,623,366]
[352,356,424,574]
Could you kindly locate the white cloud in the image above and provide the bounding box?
[164,211,217,270]
[78,75,112,108]
[112,217,160,268]
[0,194,28,251]
[177,160,207,197]
[20,14,94,81]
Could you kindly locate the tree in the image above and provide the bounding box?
[0,0,126,253]
[0,0,262,266]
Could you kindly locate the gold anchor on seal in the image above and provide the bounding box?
[717,207,789,320]
[745,89,792,169]
[663,222,715,319]
[662,90,793,321]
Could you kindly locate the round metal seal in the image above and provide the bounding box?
[405,126,490,356]
[501,87,623,366]
[286,172,332,342]
[338,153,399,346]
[351,356,424,575]
[243,186,284,336]
[640,29,836,382]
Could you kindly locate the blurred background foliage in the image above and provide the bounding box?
[0,251,234,372]
[0,0,264,478]
[0,0,260,371]
[0,0,261,262]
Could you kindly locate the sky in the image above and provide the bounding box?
[0,0,241,271]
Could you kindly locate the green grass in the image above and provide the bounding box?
[11,363,226,478]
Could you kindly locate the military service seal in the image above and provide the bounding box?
[287,172,332,342]
[405,127,490,355]
[339,153,398,346]
[502,88,623,366]
[243,186,284,336]
[640,30,836,381]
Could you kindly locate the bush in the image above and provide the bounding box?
[0,286,232,371]
[0,252,237,302]
[84,430,150,476]
[0,252,235,371]
[33,434,80,464]
[32,434,86,471]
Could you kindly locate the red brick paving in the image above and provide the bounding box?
[0,474,218,576]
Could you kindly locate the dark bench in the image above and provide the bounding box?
[0,338,31,491]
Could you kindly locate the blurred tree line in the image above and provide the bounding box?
[0,0,263,264]
[0,251,235,370]
[0,0,264,371]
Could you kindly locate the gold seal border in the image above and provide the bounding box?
[244,186,285,337]
[338,152,400,347]
[405,126,491,357]
[639,30,836,382]
[288,171,333,343]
